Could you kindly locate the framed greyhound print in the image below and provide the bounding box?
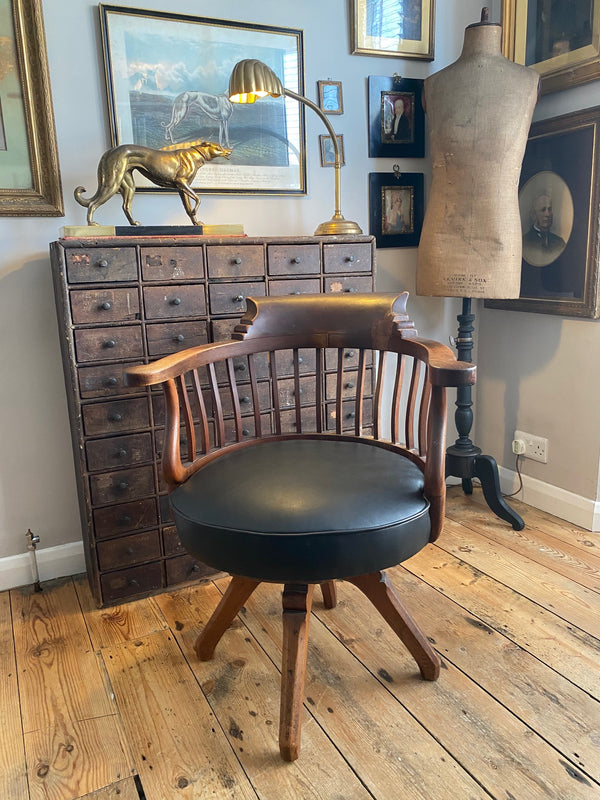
[99,5,306,194]
[485,106,600,318]
[0,0,63,215]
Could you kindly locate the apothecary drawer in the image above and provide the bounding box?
[325,275,373,295]
[89,464,155,506]
[267,244,320,275]
[100,562,162,603]
[326,399,374,431]
[268,278,320,296]
[78,363,143,398]
[206,245,264,278]
[165,554,214,586]
[93,497,158,539]
[66,248,137,283]
[97,529,161,571]
[208,281,265,315]
[82,397,151,436]
[325,368,372,401]
[280,406,320,434]
[70,287,140,324]
[146,320,208,356]
[143,284,206,319]
[323,243,372,273]
[278,376,317,408]
[74,325,143,363]
[141,246,204,281]
[86,432,154,472]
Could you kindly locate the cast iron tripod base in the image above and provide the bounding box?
[447,297,524,531]
[445,446,524,531]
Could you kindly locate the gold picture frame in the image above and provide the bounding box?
[502,0,600,94]
[0,0,63,216]
[350,0,435,60]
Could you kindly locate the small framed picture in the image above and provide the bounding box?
[369,172,424,248]
[317,80,343,114]
[319,134,345,167]
[368,76,425,158]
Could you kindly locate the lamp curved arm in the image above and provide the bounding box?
[284,88,343,220]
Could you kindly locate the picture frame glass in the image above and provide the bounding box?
[100,5,306,194]
[318,81,343,114]
[382,186,414,234]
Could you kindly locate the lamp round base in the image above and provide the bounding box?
[314,217,363,236]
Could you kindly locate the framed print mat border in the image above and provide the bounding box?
[368,76,425,158]
[369,171,424,248]
[502,0,600,94]
[351,0,435,60]
[0,0,63,216]
[485,106,600,318]
[99,4,306,195]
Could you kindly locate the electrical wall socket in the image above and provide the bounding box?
[513,430,549,463]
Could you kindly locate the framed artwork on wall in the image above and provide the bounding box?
[502,0,600,94]
[99,4,306,195]
[485,106,600,318]
[319,134,345,167]
[0,0,63,216]
[317,80,343,115]
[368,76,425,158]
[369,170,423,248]
[350,0,435,60]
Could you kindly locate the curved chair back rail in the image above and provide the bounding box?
[125,293,475,542]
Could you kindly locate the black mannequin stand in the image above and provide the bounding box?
[445,298,524,530]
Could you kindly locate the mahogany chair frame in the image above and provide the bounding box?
[125,292,476,761]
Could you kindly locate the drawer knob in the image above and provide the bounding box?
[344,382,355,389]
[171,297,181,305]
[105,376,118,386]
[346,411,356,419]
[346,350,355,358]
[345,287,357,293]
[345,255,355,263]
[240,396,250,404]
[291,256,301,264]
[191,563,201,572]
[233,257,242,265]
[119,515,132,525]
[108,412,123,422]
[175,334,185,342]
[117,480,129,491]
[233,294,245,302]
[104,339,116,349]
[97,259,109,268]
[293,388,303,396]
[297,357,303,364]
[234,363,246,372]
[242,428,250,437]
[128,578,140,587]
[117,448,128,458]
[290,290,301,295]
[100,301,111,310]
[125,546,134,555]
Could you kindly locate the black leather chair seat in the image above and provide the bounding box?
[170,438,430,583]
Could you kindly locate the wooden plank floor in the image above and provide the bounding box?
[2,486,600,799]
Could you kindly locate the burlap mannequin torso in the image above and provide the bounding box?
[416,23,539,298]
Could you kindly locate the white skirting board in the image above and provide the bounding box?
[0,540,85,592]
[498,466,600,532]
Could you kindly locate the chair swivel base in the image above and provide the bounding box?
[194,571,440,761]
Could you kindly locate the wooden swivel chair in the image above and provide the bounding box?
[125,293,475,761]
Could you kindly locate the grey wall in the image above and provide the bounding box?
[0,0,487,563]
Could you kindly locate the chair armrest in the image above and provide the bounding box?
[394,335,476,387]
[123,340,243,387]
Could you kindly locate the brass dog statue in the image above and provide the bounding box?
[74,139,232,226]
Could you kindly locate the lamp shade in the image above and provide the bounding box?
[228,59,283,104]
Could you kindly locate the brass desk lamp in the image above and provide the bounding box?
[228,59,362,236]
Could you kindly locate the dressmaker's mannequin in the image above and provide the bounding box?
[417,15,539,298]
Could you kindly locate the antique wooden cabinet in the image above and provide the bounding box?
[50,234,376,606]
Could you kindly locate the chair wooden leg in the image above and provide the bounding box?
[194,575,261,661]
[279,583,315,761]
[320,580,337,609]
[347,571,440,681]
